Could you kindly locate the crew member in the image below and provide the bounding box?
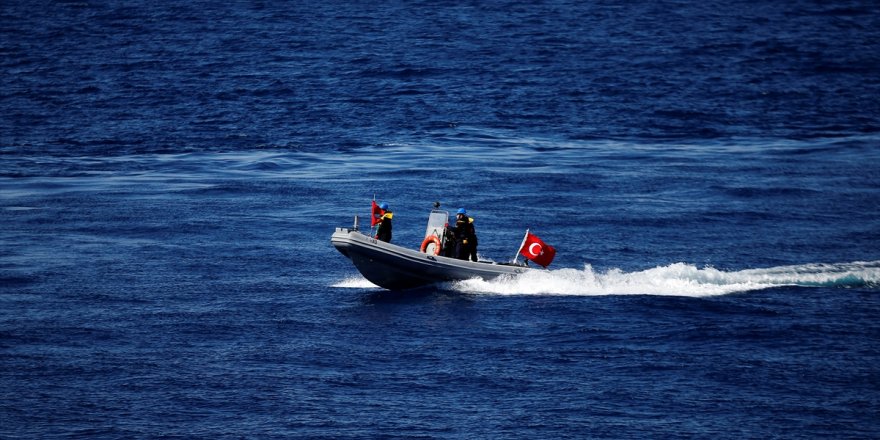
[451,208,474,260]
[468,215,478,262]
[375,202,393,242]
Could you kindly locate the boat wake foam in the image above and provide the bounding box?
[451,261,880,297]
[332,276,379,289]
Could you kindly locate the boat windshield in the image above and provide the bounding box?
[424,210,449,241]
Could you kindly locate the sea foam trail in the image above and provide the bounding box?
[452,261,880,297]
[332,276,380,289]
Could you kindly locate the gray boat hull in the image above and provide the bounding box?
[331,228,529,290]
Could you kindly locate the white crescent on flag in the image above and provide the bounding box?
[528,242,542,257]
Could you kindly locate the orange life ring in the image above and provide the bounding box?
[420,235,442,255]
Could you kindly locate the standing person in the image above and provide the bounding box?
[375,202,393,242]
[467,215,478,262]
[451,208,474,260]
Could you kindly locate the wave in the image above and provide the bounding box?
[451,261,880,297]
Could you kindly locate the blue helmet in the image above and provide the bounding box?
[457,208,467,215]
[380,202,389,210]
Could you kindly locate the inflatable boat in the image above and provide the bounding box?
[331,208,530,290]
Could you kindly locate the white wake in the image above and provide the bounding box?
[332,276,379,289]
[451,261,880,297]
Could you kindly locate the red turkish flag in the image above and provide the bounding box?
[519,232,556,267]
[370,200,385,226]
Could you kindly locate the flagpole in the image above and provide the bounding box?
[371,194,376,237]
[512,228,529,264]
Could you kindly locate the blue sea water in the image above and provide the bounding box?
[2,0,880,438]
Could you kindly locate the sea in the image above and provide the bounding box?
[2,1,879,438]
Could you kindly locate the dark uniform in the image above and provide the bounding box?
[375,211,392,242]
[451,213,475,260]
[467,217,478,262]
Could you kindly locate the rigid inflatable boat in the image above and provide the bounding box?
[331,208,530,290]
